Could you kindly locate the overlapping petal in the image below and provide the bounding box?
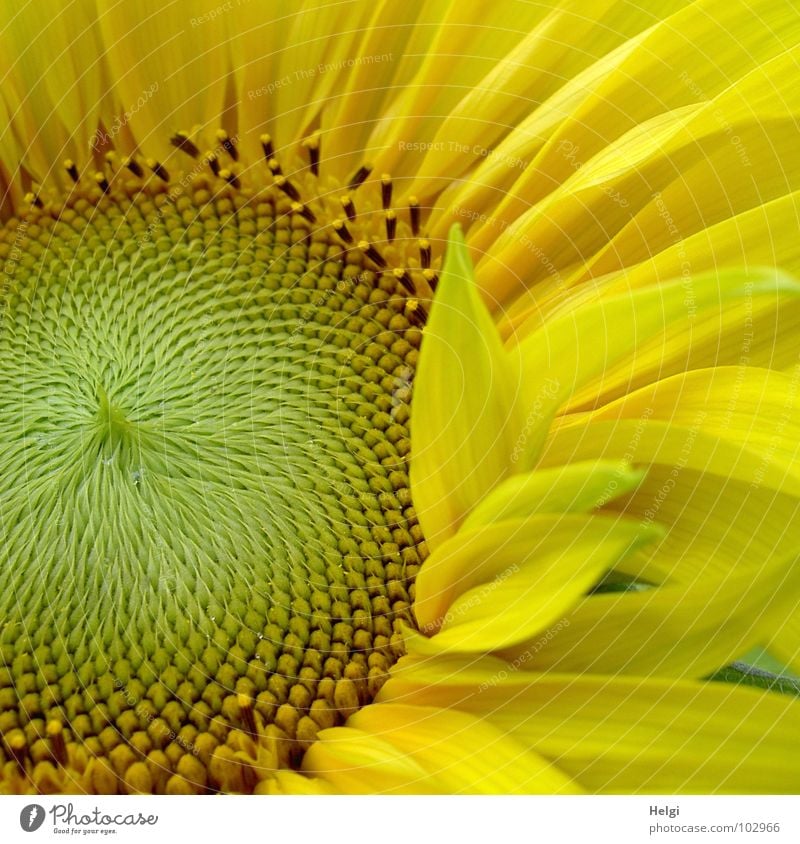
[379,655,800,793]
[303,704,579,794]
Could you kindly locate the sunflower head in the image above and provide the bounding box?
[2,0,800,797]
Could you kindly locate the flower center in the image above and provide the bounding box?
[0,135,436,794]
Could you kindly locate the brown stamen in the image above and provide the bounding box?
[47,721,67,766]
[333,218,353,244]
[170,131,200,158]
[292,201,317,224]
[64,159,80,183]
[385,210,397,243]
[418,239,432,269]
[409,196,420,236]
[393,267,415,295]
[147,159,170,182]
[260,134,274,162]
[124,156,144,178]
[220,169,241,189]
[340,193,356,223]
[381,174,393,210]
[94,172,110,193]
[216,129,239,161]
[274,175,301,202]
[348,164,372,191]
[359,240,387,269]
[206,152,221,177]
[303,133,320,176]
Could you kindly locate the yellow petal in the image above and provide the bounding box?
[365,1,558,181]
[233,0,375,160]
[412,513,660,651]
[410,225,522,548]
[463,459,645,529]
[564,366,800,474]
[96,0,232,162]
[254,770,335,795]
[380,657,800,793]
[0,1,111,190]
[500,544,800,679]
[318,1,446,181]
[604,468,800,584]
[545,418,800,498]
[301,726,434,794]
[305,704,579,794]
[400,1,662,201]
[446,1,800,310]
[515,268,800,464]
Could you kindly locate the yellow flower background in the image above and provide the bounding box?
[0,0,798,794]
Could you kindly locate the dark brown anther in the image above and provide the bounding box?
[422,268,439,292]
[340,193,356,223]
[124,157,144,178]
[216,129,239,161]
[418,238,432,269]
[406,298,428,326]
[304,133,320,176]
[170,131,200,158]
[348,164,372,191]
[267,158,283,177]
[359,240,387,269]
[220,169,241,189]
[147,159,170,182]
[409,196,420,235]
[94,172,110,193]
[6,731,27,772]
[385,209,397,243]
[240,759,258,792]
[274,175,301,202]
[393,267,415,295]
[64,159,80,183]
[24,192,43,209]
[260,134,274,162]
[333,218,353,244]
[205,152,221,177]
[381,173,392,210]
[47,721,67,767]
[292,201,317,224]
[237,694,258,737]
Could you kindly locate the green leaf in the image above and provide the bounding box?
[708,661,800,697]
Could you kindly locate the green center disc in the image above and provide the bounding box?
[0,178,425,793]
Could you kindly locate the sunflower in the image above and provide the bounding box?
[1,0,800,795]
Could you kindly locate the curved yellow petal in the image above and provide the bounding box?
[604,468,800,583]
[545,418,800,497]
[96,0,232,161]
[399,1,663,202]
[581,366,800,459]
[463,459,644,529]
[304,704,579,794]
[441,0,800,310]
[410,225,522,548]
[516,268,800,464]
[254,770,335,795]
[380,657,800,793]
[0,0,112,190]
[500,544,800,679]
[413,513,660,651]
